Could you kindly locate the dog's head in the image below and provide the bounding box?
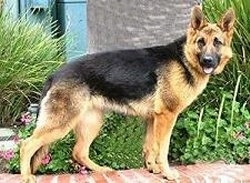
[185,5,235,75]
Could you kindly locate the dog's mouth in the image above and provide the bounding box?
[202,67,215,74]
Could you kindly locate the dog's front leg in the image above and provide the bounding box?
[143,110,179,180]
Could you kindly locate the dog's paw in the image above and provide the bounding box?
[162,168,180,181]
[145,161,161,174]
[21,175,36,183]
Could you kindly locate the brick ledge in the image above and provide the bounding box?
[0,163,250,183]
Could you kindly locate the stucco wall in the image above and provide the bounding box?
[87,0,201,53]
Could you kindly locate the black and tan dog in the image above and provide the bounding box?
[20,6,235,182]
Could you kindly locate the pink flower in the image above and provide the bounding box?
[79,165,88,175]
[12,135,20,143]
[0,149,15,161]
[41,154,51,165]
[20,112,32,125]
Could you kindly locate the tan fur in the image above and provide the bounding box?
[161,61,210,112]
[72,108,111,172]
[20,6,235,183]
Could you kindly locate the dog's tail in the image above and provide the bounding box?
[35,75,54,120]
[40,75,54,100]
[31,145,49,173]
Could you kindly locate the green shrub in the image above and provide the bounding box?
[90,113,145,170]
[170,90,250,164]
[0,13,64,126]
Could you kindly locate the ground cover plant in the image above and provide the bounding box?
[1,0,249,174]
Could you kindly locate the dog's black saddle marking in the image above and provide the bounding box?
[46,36,190,104]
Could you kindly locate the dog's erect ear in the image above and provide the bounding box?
[219,8,235,32]
[190,5,206,30]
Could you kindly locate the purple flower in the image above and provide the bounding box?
[41,154,51,165]
[0,149,15,161]
[20,112,32,125]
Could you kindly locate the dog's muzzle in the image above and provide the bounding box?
[200,54,219,74]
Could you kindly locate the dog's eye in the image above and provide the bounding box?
[197,38,205,48]
[214,37,223,47]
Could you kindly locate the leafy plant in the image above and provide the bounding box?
[170,89,250,164]
[90,113,145,170]
[0,12,64,126]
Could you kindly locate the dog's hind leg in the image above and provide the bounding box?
[20,124,74,183]
[20,85,84,183]
[72,108,112,172]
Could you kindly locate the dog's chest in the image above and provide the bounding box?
[176,76,209,111]
[159,62,210,112]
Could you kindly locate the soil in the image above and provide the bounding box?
[0,159,8,173]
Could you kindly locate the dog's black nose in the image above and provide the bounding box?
[202,55,217,67]
[203,56,214,64]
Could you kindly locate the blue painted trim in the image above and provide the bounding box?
[57,0,87,3]
[56,0,88,60]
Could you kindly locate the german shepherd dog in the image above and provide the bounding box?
[20,6,235,182]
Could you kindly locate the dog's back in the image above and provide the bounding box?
[42,36,187,106]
